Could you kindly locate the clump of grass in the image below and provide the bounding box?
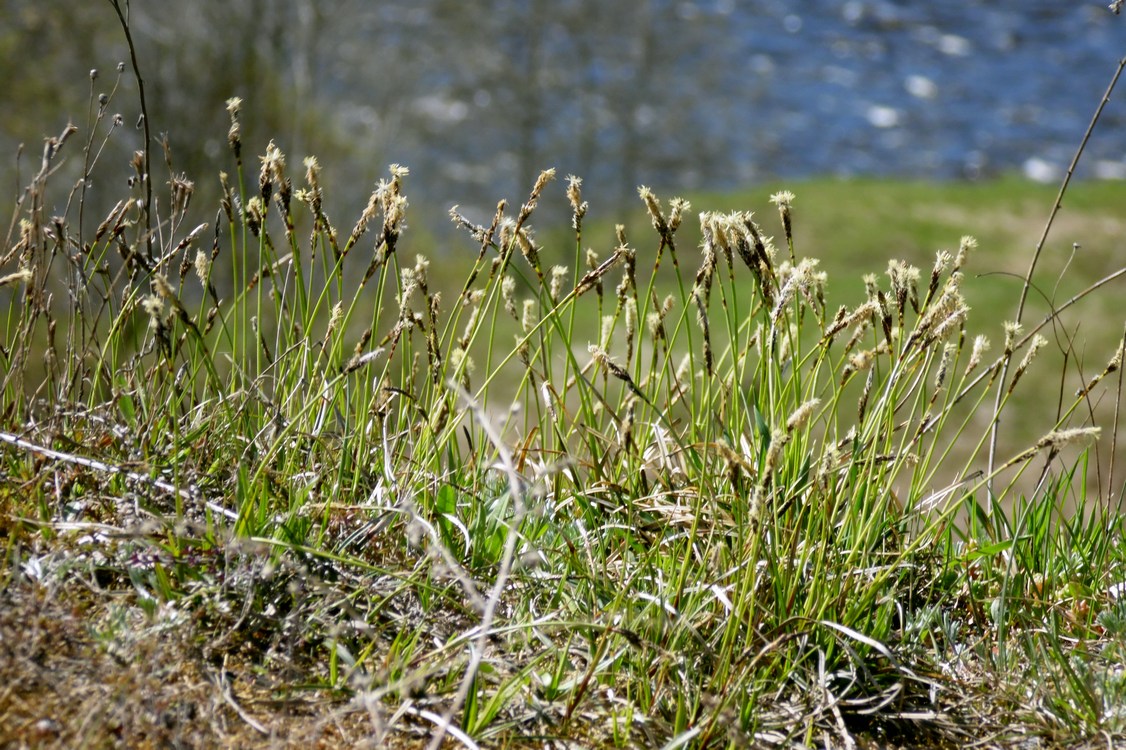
[4,65,1126,750]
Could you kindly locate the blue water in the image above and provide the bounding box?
[378,0,1126,217]
[713,0,1125,182]
[7,0,1124,220]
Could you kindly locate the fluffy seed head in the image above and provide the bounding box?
[193,249,210,284]
[668,198,690,233]
[550,265,568,303]
[769,190,795,209]
[1003,321,1022,353]
[0,268,33,287]
[502,276,517,318]
[141,294,164,323]
[1036,426,1101,450]
[966,334,990,375]
[786,398,820,433]
[954,235,977,270]
[1017,334,1047,373]
[521,299,537,333]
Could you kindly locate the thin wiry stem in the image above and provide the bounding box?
[108,0,154,262]
[987,56,1126,506]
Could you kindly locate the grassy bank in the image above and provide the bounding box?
[3,96,1126,749]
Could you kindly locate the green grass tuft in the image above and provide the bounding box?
[2,88,1126,749]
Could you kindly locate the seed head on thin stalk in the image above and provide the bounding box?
[1007,334,1047,395]
[822,304,851,342]
[863,273,879,302]
[737,213,777,289]
[647,293,675,350]
[566,174,587,233]
[693,216,719,375]
[613,226,636,302]
[953,235,977,274]
[933,342,955,394]
[961,335,990,380]
[639,185,668,236]
[320,302,345,356]
[449,348,474,390]
[588,344,634,388]
[1077,335,1125,398]
[585,248,603,300]
[668,197,690,233]
[549,265,568,304]
[426,294,443,384]
[193,249,210,286]
[521,300,537,334]
[226,97,242,161]
[243,196,265,237]
[398,267,419,312]
[927,301,969,346]
[141,293,164,324]
[1039,426,1101,450]
[575,246,622,298]
[769,190,796,263]
[0,268,33,288]
[750,429,791,522]
[786,398,820,434]
[448,205,487,246]
[458,306,481,350]
[516,226,543,282]
[258,140,284,205]
[541,381,559,423]
[925,250,951,309]
[841,347,876,385]
[1003,321,1022,356]
[624,297,638,366]
[887,259,919,326]
[858,368,876,422]
[517,168,556,227]
[502,276,518,320]
[618,396,636,451]
[999,427,1101,472]
[169,173,194,218]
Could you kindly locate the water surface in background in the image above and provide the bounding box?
[713,0,1125,184]
[374,0,1126,218]
[3,0,1124,220]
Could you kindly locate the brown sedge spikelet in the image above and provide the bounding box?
[769,190,796,263]
[502,276,518,320]
[624,297,638,367]
[953,235,977,274]
[858,367,875,422]
[1000,426,1101,472]
[226,97,242,162]
[1007,334,1047,395]
[618,396,636,451]
[589,344,639,393]
[785,398,820,433]
[1077,331,1125,398]
[638,185,668,237]
[964,334,990,378]
[549,265,568,305]
[925,250,951,309]
[518,168,556,225]
[574,246,622,299]
[521,299,537,334]
[567,174,587,233]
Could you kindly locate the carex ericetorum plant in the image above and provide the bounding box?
[4,72,1125,746]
